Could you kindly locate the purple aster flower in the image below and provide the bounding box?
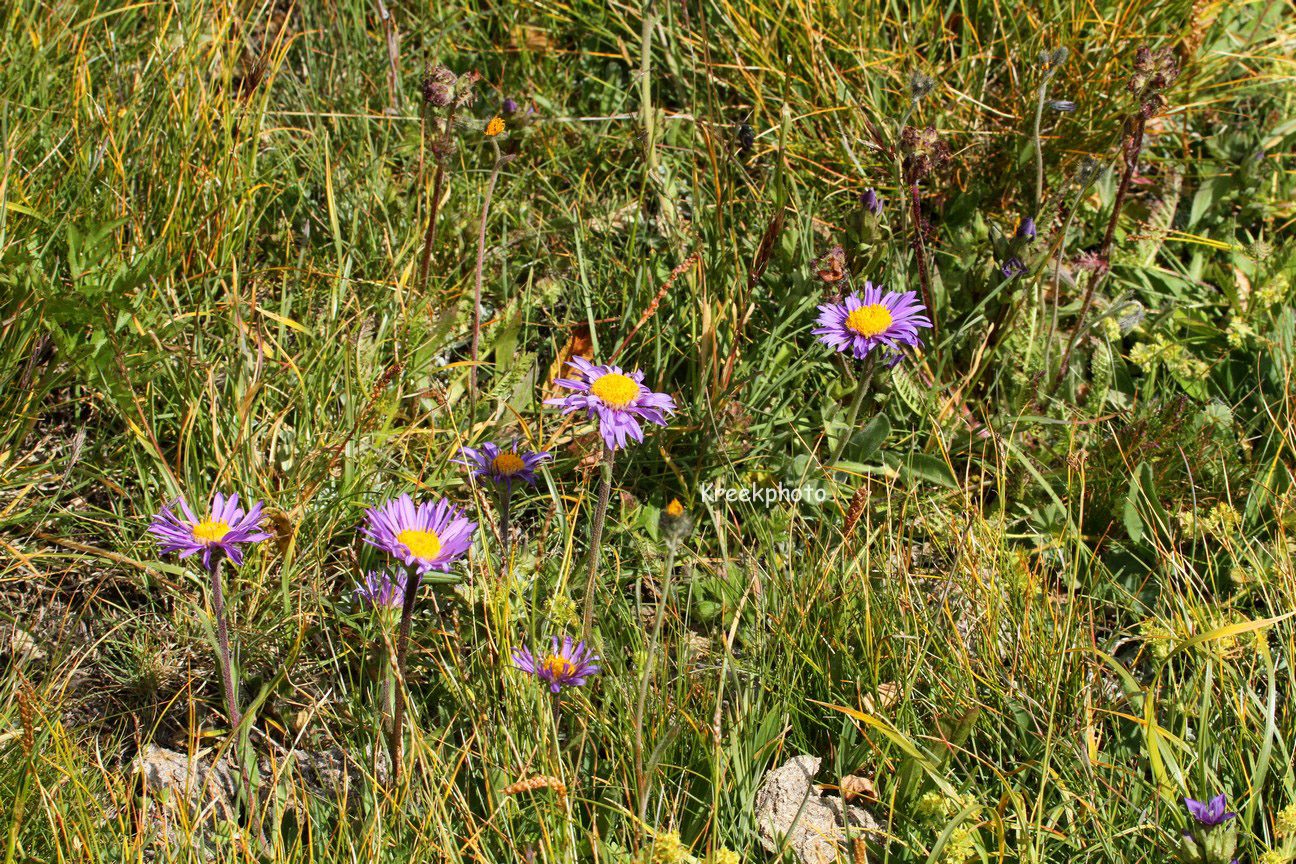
[353,570,405,608]
[1016,217,1037,240]
[1184,794,1236,827]
[544,357,676,451]
[812,282,932,365]
[1001,257,1028,279]
[149,492,270,572]
[860,187,882,216]
[361,493,476,575]
[453,438,552,493]
[512,636,601,693]
[1050,100,1077,112]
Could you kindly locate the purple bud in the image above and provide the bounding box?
[502,97,519,115]
[1050,100,1077,112]
[860,187,882,216]
[1016,217,1036,241]
[1001,257,1027,279]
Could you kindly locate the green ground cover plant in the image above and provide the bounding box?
[2,0,1295,862]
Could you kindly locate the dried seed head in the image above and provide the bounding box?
[815,244,848,283]
[503,775,567,802]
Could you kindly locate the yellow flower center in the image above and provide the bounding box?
[491,452,527,476]
[666,498,685,517]
[397,529,442,562]
[845,304,894,338]
[589,372,639,408]
[541,654,576,678]
[192,520,231,543]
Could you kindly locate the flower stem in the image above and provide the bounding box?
[497,483,512,583]
[828,354,877,465]
[1033,78,1050,215]
[469,150,518,416]
[581,444,616,641]
[209,559,242,729]
[1056,113,1145,389]
[388,566,422,787]
[908,182,937,347]
[417,107,457,294]
[635,542,676,827]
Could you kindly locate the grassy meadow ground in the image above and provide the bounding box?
[2,0,1296,861]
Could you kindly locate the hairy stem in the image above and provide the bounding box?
[908,183,937,345]
[1033,78,1050,215]
[581,445,616,641]
[635,541,677,829]
[417,108,457,293]
[209,559,242,729]
[828,353,877,465]
[497,483,512,583]
[469,151,517,415]
[1056,114,1145,387]
[388,566,422,786]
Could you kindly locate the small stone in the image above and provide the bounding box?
[755,755,885,864]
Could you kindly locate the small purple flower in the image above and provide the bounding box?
[149,493,270,572]
[860,188,882,216]
[1001,257,1028,279]
[1184,794,1236,827]
[1016,217,1036,241]
[502,97,520,115]
[512,636,601,693]
[1050,100,1077,112]
[354,570,405,608]
[361,493,477,575]
[454,438,552,493]
[545,357,676,451]
[812,282,931,365]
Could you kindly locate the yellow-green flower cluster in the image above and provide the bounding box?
[1141,620,1176,662]
[651,832,696,864]
[1129,334,1209,380]
[710,848,740,864]
[1178,502,1242,539]
[1226,318,1255,348]
[1260,848,1289,864]
[1256,273,1291,308]
[1275,801,1296,837]
[941,820,979,864]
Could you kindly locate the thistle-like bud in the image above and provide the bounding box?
[1128,45,1180,116]
[900,125,951,183]
[908,70,937,102]
[502,97,520,115]
[422,65,457,107]
[454,70,482,108]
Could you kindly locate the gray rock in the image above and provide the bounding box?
[755,755,884,864]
